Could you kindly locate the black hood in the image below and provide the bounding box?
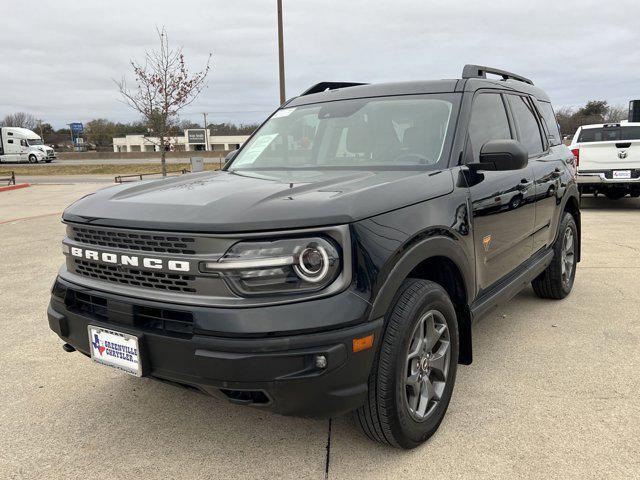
[62,169,454,233]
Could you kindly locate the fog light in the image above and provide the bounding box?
[315,355,327,369]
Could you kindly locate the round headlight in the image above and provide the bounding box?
[294,245,330,283]
[205,236,341,296]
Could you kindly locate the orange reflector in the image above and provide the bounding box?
[352,334,374,353]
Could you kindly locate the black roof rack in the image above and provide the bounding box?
[462,64,533,85]
[300,82,368,96]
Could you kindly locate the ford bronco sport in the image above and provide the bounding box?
[48,65,580,449]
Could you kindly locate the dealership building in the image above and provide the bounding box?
[113,129,250,153]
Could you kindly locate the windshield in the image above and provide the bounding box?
[28,139,44,146]
[230,94,457,170]
[578,126,640,143]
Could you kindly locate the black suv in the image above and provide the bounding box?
[48,65,580,449]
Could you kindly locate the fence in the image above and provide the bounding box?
[114,169,189,184]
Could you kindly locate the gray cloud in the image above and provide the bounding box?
[1,0,638,128]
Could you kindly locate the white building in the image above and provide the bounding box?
[113,129,249,153]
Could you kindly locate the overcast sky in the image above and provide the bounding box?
[1,0,638,128]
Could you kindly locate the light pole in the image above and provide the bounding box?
[277,0,286,104]
[203,112,209,151]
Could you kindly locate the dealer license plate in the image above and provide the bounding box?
[88,325,142,377]
[613,170,631,179]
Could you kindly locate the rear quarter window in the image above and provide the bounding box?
[537,101,561,146]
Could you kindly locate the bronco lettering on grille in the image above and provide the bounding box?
[67,246,190,272]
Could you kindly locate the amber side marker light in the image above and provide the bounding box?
[353,334,374,353]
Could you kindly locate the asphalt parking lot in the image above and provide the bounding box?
[1,184,639,480]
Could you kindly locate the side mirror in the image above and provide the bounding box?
[470,139,528,171]
[224,149,238,162]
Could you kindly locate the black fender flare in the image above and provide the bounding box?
[557,181,581,261]
[367,234,474,364]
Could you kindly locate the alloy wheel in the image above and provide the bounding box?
[404,310,451,421]
[561,226,575,288]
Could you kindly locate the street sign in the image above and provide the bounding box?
[70,123,84,135]
[187,129,206,144]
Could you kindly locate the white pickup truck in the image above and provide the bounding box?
[570,122,640,199]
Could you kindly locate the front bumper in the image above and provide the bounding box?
[48,277,381,417]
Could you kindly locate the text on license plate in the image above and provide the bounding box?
[88,325,142,376]
[613,170,631,179]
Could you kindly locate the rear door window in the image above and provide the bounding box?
[507,95,545,156]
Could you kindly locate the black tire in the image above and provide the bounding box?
[604,188,626,200]
[355,279,459,449]
[28,154,38,164]
[532,212,577,299]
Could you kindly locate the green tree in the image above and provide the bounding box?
[577,101,608,118]
[85,119,117,150]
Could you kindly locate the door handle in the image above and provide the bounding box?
[551,168,561,179]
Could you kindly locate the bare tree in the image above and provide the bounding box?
[604,105,627,123]
[1,112,38,130]
[116,27,211,175]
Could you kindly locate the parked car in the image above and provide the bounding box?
[47,65,580,448]
[0,127,56,163]
[570,122,640,199]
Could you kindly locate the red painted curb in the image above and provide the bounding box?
[0,183,30,192]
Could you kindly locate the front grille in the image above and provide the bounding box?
[70,226,197,255]
[74,259,197,293]
[135,306,194,336]
[68,290,108,320]
[64,287,194,337]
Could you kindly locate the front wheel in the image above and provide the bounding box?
[355,279,459,449]
[28,154,38,164]
[532,212,578,299]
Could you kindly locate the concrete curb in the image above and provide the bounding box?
[0,183,30,193]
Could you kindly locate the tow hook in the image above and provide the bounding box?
[62,343,76,353]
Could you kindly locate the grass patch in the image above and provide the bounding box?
[7,163,221,176]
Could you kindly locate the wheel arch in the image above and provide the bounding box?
[368,235,474,365]
[561,186,581,262]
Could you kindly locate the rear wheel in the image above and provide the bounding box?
[532,212,577,299]
[355,279,459,449]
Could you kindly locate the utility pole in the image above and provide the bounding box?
[203,112,209,151]
[277,0,286,104]
[67,124,74,151]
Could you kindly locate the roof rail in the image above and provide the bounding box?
[462,64,533,85]
[300,82,368,96]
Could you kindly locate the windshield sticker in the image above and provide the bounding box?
[272,108,296,119]
[234,133,279,165]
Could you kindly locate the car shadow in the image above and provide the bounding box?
[43,372,329,478]
[579,195,640,210]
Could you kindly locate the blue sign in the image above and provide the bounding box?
[70,123,84,135]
